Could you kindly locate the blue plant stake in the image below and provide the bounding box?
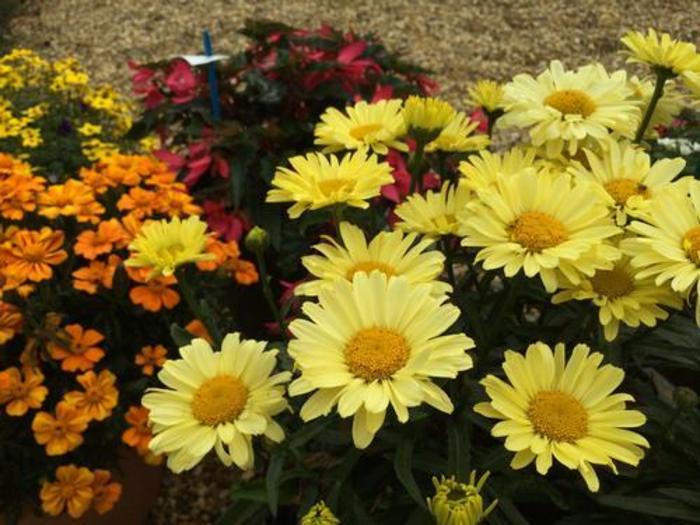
[203,29,222,122]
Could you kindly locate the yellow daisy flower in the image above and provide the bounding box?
[474,342,649,492]
[458,147,537,192]
[628,76,686,138]
[621,29,700,95]
[295,221,451,298]
[622,183,700,323]
[459,170,621,292]
[142,333,291,473]
[402,96,456,135]
[314,99,407,154]
[498,61,639,156]
[466,80,505,113]
[266,149,393,219]
[125,216,212,277]
[394,181,472,238]
[569,139,687,224]
[427,472,497,525]
[288,272,474,449]
[425,112,490,153]
[553,255,683,341]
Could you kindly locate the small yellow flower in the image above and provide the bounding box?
[394,181,472,238]
[314,99,407,154]
[300,501,340,525]
[467,80,505,113]
[425,112,490,153]
[402,96,456,135]
[77,123,103,137]
[427,472,497,525]
[266,149,393,219]
[20,128,42,148]
[125,216,213,277]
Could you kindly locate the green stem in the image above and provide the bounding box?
[634,68,671,143]
[254,250,287,338]
[175,265,221,345]
[441,237,457,292]
[409,140,426,194]
[331,204,345,236]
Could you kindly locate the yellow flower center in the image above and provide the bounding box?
[544,89,596,117]
[509,211,568,252]
[590,266,634,299]
[190,375,248,426]
[682,226,700,264]
[317,178,352,196]
[603,178,649,205]
[346,261,396,280]
[349,123,383,140]
[528,390,588,442]
[344,327,409,381]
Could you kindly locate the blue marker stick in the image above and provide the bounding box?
[203,29,222,122]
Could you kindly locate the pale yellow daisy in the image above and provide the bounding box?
[621,29,700,96]
[553,255,683,341]
[459,170,621,292]
[402,96,456,135]
[142,333,290,473]
[569,139,687,224]
[288,272,474,449]
[622,182,700,323]
[474,342,649,492]
[314,99,408,154]
[125,216,213,277]
[265,149,393,219]
[295,221,451,298]
[466,80,505,113]
[425,112,490,153]
[394,181,472,238]
[498,61,639,156]
[458,147,537,192]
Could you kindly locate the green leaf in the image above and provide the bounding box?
[265,449,287,516]
[215,500,266,525]
[287,416,334,448]
[447,419,471,480]
[598,495,700,522]
[170,323,193,347]
[394,434,426,508]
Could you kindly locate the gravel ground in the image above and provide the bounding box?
[8,0,700,104]
[6,1,700,523]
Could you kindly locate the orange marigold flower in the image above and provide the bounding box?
[63,370,119,421]
[185,319,213,343]
[4,228,68,282]
[119,214,144,244]
[47,324,106,372]
[196,237,241,271]
[155,187,201,217]
[0,301,22,344]
[40,465,94,518]
[100,154,154,187]
[91,470,122,515]
[72,254,121,294]
[135,344,167,376]
[117,187,157,218]
[127,268,180,312]
[122,405,153,450]
[38,180,103,222]
[79,166,111,194]
[74,219,127,260]
[231,259,259,285]
[32,401,89,456]
[0,155,45,220]
[0,366,48,416]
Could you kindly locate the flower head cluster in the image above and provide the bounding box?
[40,465,121,519]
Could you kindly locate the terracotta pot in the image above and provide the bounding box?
[4,450,163,525]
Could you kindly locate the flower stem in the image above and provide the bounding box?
[409,140,426,193]
[634,68,672,143]
[254,250,287,338]
[441,237,457,291]
[175,265,221,345]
